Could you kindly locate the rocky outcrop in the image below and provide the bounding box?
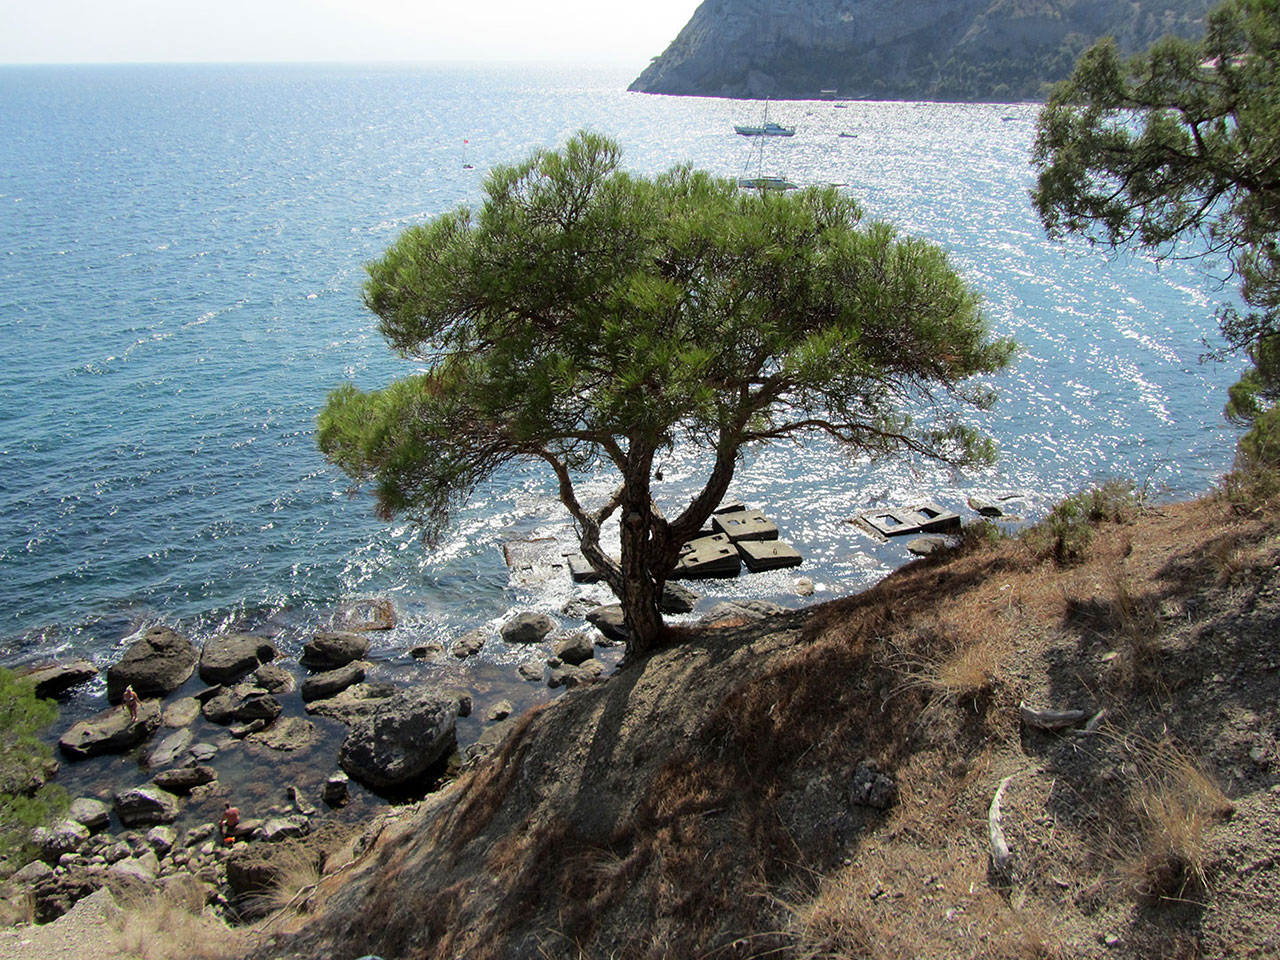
[105,626,198,701]
[113,785,180,826]
[630,0,1213,102]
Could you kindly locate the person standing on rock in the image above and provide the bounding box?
[220,802,241,844]
[121,684,140,722]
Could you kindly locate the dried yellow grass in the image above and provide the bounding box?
[111,877,246,960]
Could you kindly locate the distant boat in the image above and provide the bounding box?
[736,176,798,191]
[837,132,857,138]
[734,121,796,137]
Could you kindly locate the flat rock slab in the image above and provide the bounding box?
[247,716,317,752]
[567,554,603,584]
[161,697,201,728]
[503,537,568,587]
[737,539,802,572]
[711,508,779,542]
[19,659,98,699]
[146,728,193,769]
[199,633,279,685]
[106,626,198,701]
[301,661,367,702]
[59,701,160,760]
[151,765,217,794]
[305,682,400,723]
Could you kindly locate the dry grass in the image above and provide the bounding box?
[1110,735,1233,903]
[111,877,246,960]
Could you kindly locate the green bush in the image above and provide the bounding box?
[0,668,66,873]
[1025,481,1138,564]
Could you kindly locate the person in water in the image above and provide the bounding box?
[219,802,241,844]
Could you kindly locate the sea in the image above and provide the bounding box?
[0,62,1245,683]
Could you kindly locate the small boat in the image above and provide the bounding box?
[734,121,796,137]
[837,132,857,138]
[737,176,798,191]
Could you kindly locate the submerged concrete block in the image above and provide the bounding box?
[672,534,741,579]
[737,539,802,572]
[712,508,779,542]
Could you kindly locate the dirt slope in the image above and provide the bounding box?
[248,483,1280,960]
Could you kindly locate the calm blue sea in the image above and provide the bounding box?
[0,63,1244,671]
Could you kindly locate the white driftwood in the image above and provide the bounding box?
[989,775,1015,876]
[1070,708,1108,737]
[1019,701,1088,731]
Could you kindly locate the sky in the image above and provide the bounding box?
[0,0,703,67]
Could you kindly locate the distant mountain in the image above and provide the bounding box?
[629,0,1215,101]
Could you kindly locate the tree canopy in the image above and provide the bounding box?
[319,132,1014,655]
[1032,0,1280,463]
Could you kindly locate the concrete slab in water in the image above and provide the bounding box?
[737,539,803,572]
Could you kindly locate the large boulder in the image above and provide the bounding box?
[337,688,460,791]
[30,819,90,862]
[198,633,279,685]
[106,626,198,701]
[300,661,366,702]
[113,785,180,826]
[553,633,595,666]
[19,659,99,699]
[59,700,160,759]
[501,612,556,644]
[300,631,369,671]
[659,582,700,614]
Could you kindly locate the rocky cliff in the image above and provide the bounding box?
[630,0,1214,101]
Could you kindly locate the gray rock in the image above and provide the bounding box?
[487,699,513,722]
[261,816,310,842]
[305,682,398,723]
[337,688,460,791]
[106,625,198,701]
[189,742,218,762]
[286,785,317,816]
[152,765,217,794]
[549,659,606,689]
[147,728,193,769]
[585,604,628,642]
[104,841,132,864]
[659,582,700,614]
[850,760,897,810]
[465,717,518,763]
[19,659,99,699]
[114,786,180,826]
[59,700,161,760]
[32,820,90,862]
[247,716,316,752]
[68,797,111,832]
[8,859,54,884]
[202,683,282,726]
[144,826,176,856]
[109,855,157,883]
[253,663,296,694]
[409,641,444,659]
[517,661,544,682]
[300,661,366,702]
[322,773,349,808]
[906,535,955,557]
[501,612,556,644]
[199,633,279,685]
[300,631,370,671]
[703,599,786,623]
[553,633,595,666]
[161,696,202,728]
[451,628,487,659]
[795,577,816,597]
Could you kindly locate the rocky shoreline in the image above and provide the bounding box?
[0,582,803,925]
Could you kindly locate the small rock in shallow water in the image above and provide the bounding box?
[518,662,544,682]
[487,700,513,722]
[501,612,557,644]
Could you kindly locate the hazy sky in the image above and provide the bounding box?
[0,0,703,66]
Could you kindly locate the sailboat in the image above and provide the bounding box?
[733,101,795,137]
[736,124,797,192]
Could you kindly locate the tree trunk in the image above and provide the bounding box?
[619,443,664,658]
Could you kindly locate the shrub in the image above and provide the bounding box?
[0,668,66,873]
[1024,481,1137,564]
